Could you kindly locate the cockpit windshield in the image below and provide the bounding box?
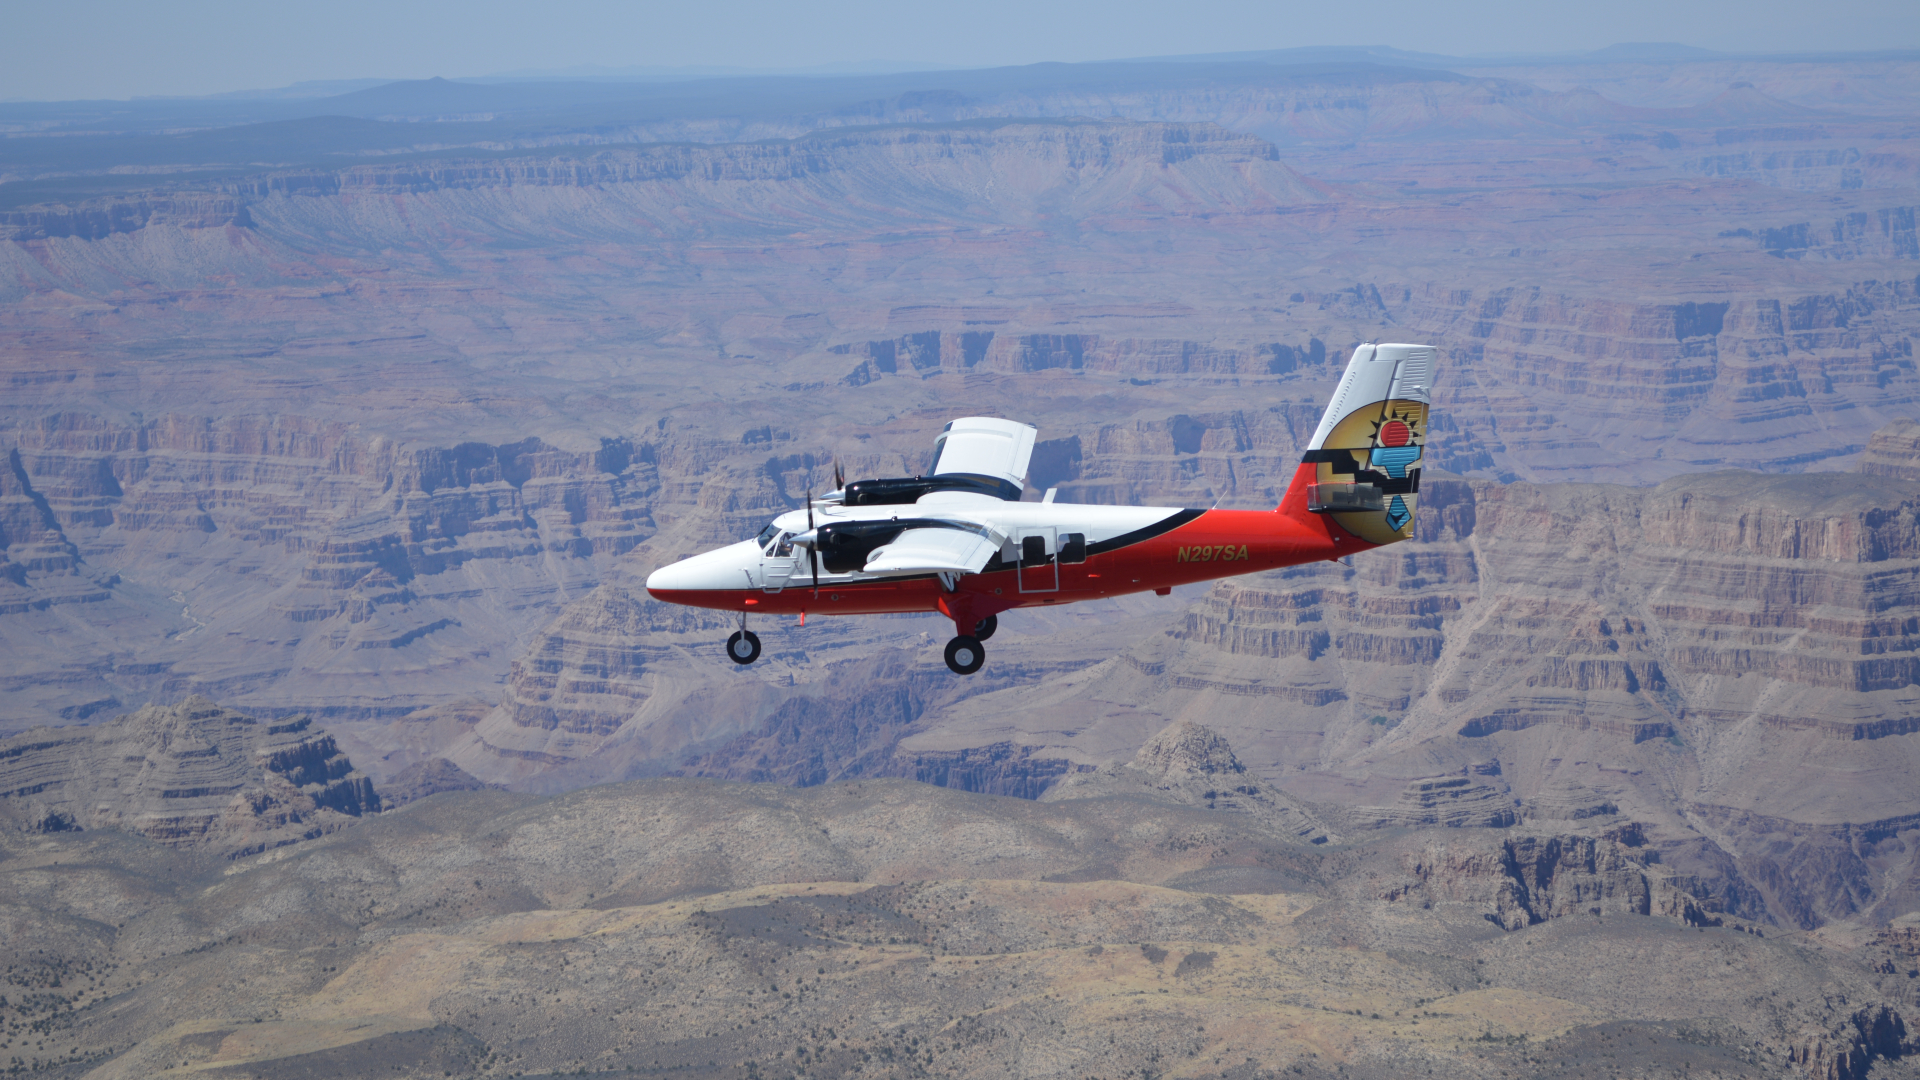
[754,522,797,558]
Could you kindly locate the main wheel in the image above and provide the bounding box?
[726,629,762,665]
[973,614,998,641]
[944,635,985,675]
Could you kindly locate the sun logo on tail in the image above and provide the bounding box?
[1368,408,1424,533]
[1370,409,1422,450]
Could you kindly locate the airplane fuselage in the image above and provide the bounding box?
[645,463,1378,628]
[645,344,1435,673]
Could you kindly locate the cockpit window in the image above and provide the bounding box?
[773,533,795,558]
[755,522,780,548]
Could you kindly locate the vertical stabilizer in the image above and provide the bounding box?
[1281,343,1436,545]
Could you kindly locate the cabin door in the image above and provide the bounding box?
[762,534,797,592]
[1016,526,1058,594]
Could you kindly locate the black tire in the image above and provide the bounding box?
[726,630,762,666]
[944,635,985,675]
[973,614,998,641]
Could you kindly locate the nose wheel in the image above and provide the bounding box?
[726,630,762,665]
[944,634,985,675]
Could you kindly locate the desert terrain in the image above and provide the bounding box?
[5,712,1918,1079]
[3,45,1920,1077]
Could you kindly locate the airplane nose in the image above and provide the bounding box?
[644,560,694,593]
[645,541,760,598]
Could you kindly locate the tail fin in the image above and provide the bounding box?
[1278,343,1436,546]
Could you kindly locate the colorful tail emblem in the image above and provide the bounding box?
[1370,411,1422,532]
[1299,343,1436,545]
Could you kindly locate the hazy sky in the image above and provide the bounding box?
[7,0,1918,100]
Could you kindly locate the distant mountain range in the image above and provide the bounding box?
[2,43,1897,211]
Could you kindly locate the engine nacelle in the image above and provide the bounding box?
[842,474,1020,506]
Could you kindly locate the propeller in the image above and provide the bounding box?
[833,459,845,491]
[807,485,820,596]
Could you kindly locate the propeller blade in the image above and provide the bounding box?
[834,459,845,490]
[808,486,819,596]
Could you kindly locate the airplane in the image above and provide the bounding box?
[646,342,1435,674]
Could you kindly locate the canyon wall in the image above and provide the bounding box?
[0,413,654,728]
[0,76,1916,938]
[998,459,1920,930]
[0,696,377,856]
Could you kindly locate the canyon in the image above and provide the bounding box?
[2,46,1920,1078]
[3,718,1918,1080]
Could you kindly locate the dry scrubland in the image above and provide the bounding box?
[2,49,1920,1079]
[4,719,1918,1080]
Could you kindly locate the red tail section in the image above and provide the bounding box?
[1275,342,1436,551]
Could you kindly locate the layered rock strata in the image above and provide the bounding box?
[0,696,378,855]
[1336,765,1520,831]
[0,112,1915,736]
[1370,828,1721,931]
[1072,457,1920,928]
[0,414,656,728]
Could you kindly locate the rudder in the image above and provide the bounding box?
[1278,343,1436,546]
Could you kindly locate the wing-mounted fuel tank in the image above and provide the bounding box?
[1300,343,1436,545]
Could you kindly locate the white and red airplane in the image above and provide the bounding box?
[647,343,1436,674]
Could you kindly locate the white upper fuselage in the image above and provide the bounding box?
[645,495,1185,594]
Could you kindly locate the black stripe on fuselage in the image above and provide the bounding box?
[751,511,1202,590]
[1084,508,1205,558]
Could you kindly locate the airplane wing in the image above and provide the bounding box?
[862,523,1003,575]
[931,417,1036,492]
[919,417,1037,509]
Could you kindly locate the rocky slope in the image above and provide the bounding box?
[0,696,378,856]
[0,723,1913,1080]
[1042,717,1337,844]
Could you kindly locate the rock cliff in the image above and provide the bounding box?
[0,414,654,728]
[872,436,1920,931]
[10,408,1920,935]
[0,696,377,855]
[1859,417,1920,481]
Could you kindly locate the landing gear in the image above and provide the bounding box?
[973,614,998,641]
[726,630,762,665]
[944,635,985,675]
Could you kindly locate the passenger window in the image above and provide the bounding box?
[1021,535,1048,566]
[1059,533,1087,564]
